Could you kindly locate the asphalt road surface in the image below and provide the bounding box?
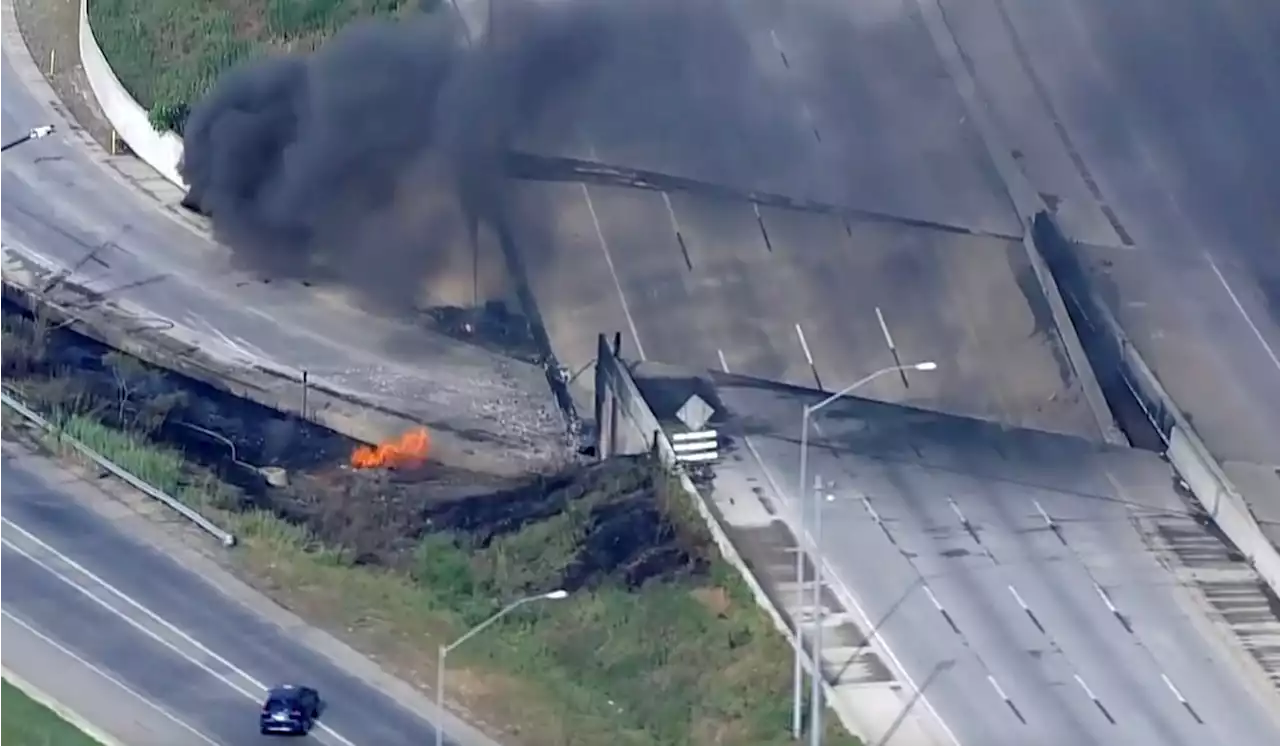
[709,376,1280,746]
[0,445,467,746]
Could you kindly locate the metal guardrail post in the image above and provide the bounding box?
[1,390,237,547]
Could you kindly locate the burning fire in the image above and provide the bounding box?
[350,428,430,470]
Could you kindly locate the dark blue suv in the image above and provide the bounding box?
[259,685,321,736]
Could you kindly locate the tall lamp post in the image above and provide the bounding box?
[436,589,569,746]
[791,361,938,740]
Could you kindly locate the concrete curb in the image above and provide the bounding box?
[2,667,125,746]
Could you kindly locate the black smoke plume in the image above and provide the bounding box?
[179,2,607,310]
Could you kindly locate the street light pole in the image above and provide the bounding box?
[791,361,937,740]
[810,490,834,746]
[435,589,568,746]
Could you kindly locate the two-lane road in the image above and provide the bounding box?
[0,443,478,746]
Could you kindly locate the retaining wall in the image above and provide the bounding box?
[1032,212,1280,596]
[78,0,186,188]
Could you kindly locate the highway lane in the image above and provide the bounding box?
[0,42,564,475]
[713,377,1280,746]
[0,444,472,746]
[507,176,1102,440]
[499,0,1109,440]
[934,0,1280,469]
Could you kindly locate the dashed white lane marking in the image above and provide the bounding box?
[794,323,814,366]
[717,348,731,373]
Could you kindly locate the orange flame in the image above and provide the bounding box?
[350,428,430,470]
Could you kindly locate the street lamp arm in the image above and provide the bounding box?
[811,361,936,414]
[444,597,531,654]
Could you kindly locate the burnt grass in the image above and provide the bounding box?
[2,298,868,745]
[0,298,712,592]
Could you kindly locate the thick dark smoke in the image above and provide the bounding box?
[180,2,608,310]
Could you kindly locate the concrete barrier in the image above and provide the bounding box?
[78,0,186,188]
[592,334,870,739]
[1032,212,1280,597]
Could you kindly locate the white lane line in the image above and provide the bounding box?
[1074,673,1116,724]
[987,674,1026,723]
[1092,583,1118,614]
[579,183,646,362]
[922,584,961,635]
[1206,253,1280,373]
[1007,585,1047,634]
[2,611,223,746]
[660,192,682,235]
[736,435,962,745]
[1,518,359,746]
[874,306,896,352]
[794,323,814,366]
[717,348,731,373]
[1033,500,1054,528]
[1160,672,1205,723]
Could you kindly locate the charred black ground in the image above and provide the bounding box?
[1,299,710,591]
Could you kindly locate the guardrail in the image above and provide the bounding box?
[1,390,236,547]
[78,0,186,187]
[1031,212,1280,596]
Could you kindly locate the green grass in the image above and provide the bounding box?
[23,409,856,745]
[87,0,430,131]
[1,681,102,746]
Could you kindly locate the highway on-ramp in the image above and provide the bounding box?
[0,443,472,746]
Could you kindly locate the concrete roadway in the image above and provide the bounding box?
[921,0,1280,469]
[709,376,1280,746]
[497,0,1112,439]
[0,444,471,746]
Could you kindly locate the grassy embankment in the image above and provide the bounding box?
[1,681,102,746]
[88,0,430,132]
[0,301,857,745]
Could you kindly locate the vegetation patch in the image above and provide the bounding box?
[1,680,101,746]
[87,0,430,132]
[1,299,857,746]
